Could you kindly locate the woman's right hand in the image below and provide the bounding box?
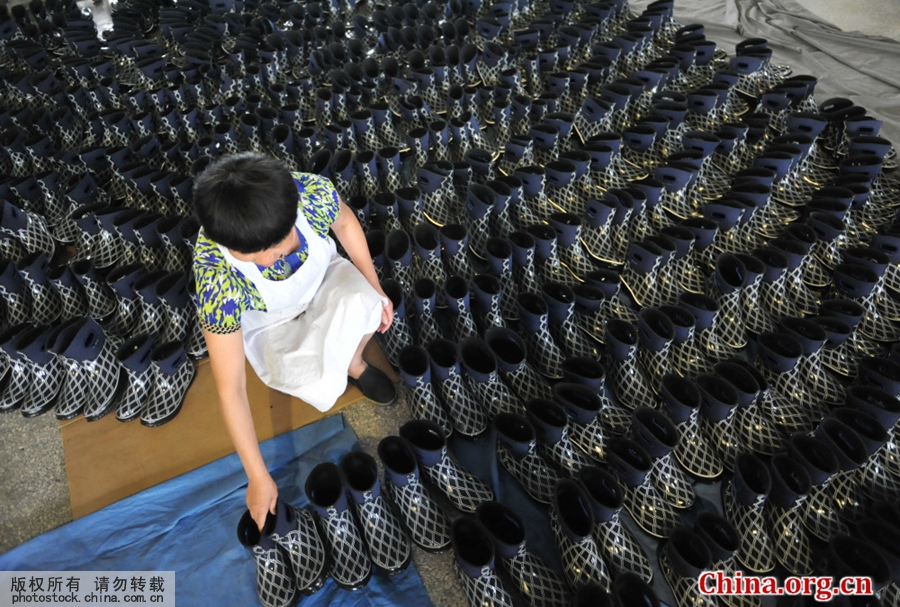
[247,473,279,531]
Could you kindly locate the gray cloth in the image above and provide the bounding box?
[633,0,900,144]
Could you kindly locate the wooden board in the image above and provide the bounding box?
[61,341,394,518]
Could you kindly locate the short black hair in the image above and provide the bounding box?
[192,152,298,254]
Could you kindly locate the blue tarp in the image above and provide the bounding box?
[0,414,433,607]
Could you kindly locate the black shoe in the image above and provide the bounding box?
[349,364,397,406]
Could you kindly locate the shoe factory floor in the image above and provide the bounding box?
[2,1,899,606]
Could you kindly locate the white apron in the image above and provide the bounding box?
[219,210,385,411]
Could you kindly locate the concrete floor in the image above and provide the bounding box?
[793,0,900,40]
[1,0,898,605]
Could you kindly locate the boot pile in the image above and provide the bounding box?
[0,0,211,425]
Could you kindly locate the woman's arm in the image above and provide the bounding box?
[204,328,277,529]
[330,198,393,332]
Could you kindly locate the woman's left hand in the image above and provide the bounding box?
[378,297,394,333]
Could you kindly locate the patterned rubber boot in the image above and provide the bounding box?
[708,254,748,349]
[548,213,597,281]
[605,319,656,410]
[385,229,415,294]
[494,412,561,505]
[484,326,552,402]
[658,226,701,302]
[18,251,62,325]
[141,341,195,427]
[826,535,893,607]
[418,163,457,227]
[578,465,653,583]
[484,237,520,322]
[527,223,577,287]
[0,258,32,329]
[56,317,120,422]
[694,512,761,607]
[843,246,900,322]
[812,416,870,525]
[770,237,821,316]
[517,293,566,380]
[580,194,619,265]
[779,318,845,419]
[132,270,168,342]
[48,264,89,321]
[660,304,709,378]
[486,180,516,240]
[631,406,695,511]
[811,315,857,379]
[377,435,450,552]
[475,500,571,607]
[0,324,32,413]
[696,374,742,472]
[766,454,814,576]
[376,278,413,368]
[658,527,716,607]
[155,272,191,344]
[606,437,680,539]
[755,332,814,435]
[0,199,55,258]
[444,276,479,343]
[704,200,747,258]
[561,356,631,436]
[459,336,522,419]
[304,462,372,590]
[660,374,723,481]
[612,573,660,607]
[549,479,611,591]
[267,499,328,595]
[104,263,146,341]
[787,434,846,544]
[636,308,675,394]
[16,325,63,418]
[621,240,662,308]
[451,517,515,607]
[720,452,776,574]
[553,382,611,464]
[464,183,494,260]
[399,419,494,513]
[754,246,802,321]
[397,187,426,235]
[439,223,475,281]
[835,261,900,343]
[526,395,594,479]
[412,223,446,285]
[713,361,785,459]
[677,292,738,368]
[236,510,297,607]
[372,192,404,235]
[470,274,507,333]
[542,282,600,360]
[506,232,543,296]
[855,519,900,607]
[734,252,769,334]
[680,217,718,286]
[398,344,453,437]
[114,335,156,422]
[422,337,484,437]
[410,279,443,345]
[845,386,900,501]
[340,451,412,575]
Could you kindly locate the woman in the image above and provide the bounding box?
[192,152,395,530]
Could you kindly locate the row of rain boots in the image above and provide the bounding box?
[0,316,195,425]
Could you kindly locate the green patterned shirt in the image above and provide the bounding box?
[193,172,339,334]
